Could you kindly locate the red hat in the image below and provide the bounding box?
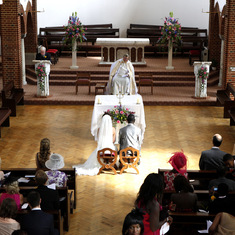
[168,151,187,175]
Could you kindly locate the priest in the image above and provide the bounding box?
[107,54,137,95]
[36,46,51,62]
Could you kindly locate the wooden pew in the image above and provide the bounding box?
[228,106,235,126]
[2,168,77,210]
[1,81,24,117]
[17,209,64,235]
[216,83,235,118]
[0,108,11,138]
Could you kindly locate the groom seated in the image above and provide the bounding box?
[119,114,142,154]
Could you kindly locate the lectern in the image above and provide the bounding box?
[32,60,52,97]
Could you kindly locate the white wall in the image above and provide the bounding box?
[37,0,210,37]
[216,0,226,10]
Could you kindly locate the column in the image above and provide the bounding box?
[114,46,117,61]
[142,47,144,62]
[128,47,132,62]
[21,34,27,85]
[135,47,138,62]
[107,47,110,62]
[218,36,224,86]
[100,46,104,62]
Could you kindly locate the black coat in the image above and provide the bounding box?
[36,52,51,62]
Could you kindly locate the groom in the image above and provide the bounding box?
[119,114,142,153]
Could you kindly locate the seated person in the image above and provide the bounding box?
[199,134,227,170]
[36,138,51,169]
[209,183,235,216]
[119,114,142,153]
[107,54,137,95]
[170,175,197,212]
[208,166,235,191]
[21,191,58,235]
[45,154,68,187]
[35,170,60,211]
[164,151,188,190]
[209,212,235,235]
[122,208,144,235]
[0,198,20,235]
[223,153,235,169]
[0,177,23,210]
[36,46,51,62]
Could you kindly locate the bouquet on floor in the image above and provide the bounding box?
[63,12,87,44]
[158,12,182,46]
[35,63,47,91]
[198,66,209,90]
[104,105,135,124]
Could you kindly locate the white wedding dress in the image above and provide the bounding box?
[73,115,116,176]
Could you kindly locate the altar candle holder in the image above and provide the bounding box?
[116,91,124,105]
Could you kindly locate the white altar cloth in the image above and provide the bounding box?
[91,95,146,141]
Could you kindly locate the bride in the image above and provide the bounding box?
[73,114,116,176]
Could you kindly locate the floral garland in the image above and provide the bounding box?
[104,105,135,124]
[198,66,209,90]
[35,64,47,91]
[63,12,87,44]
[158,12,182,47]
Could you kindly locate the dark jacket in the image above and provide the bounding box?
[209,177,235,191]
[36,52,51,62]
[199,147,226,170]
[21,209,55,235]
[36,185,60,211]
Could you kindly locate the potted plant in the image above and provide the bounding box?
[211,59,217,71]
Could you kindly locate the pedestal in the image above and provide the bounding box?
[166,40,174,70]
[32,60,52,97]
[114,122,127,145]
[21,37,27,85]
[70,39,79,69]
[193,61,212,98]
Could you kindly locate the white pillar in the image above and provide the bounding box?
[129,47,132,62]
[70,39,79,69]
[218,37,224,87]
[166,40,174,70]
[193,61,212,98]
[101,46,104,62]
[142,47,144,62]
[135,47,138,62]
[114,46,117,61]
[21,35,27,85]
[107,47,110,62]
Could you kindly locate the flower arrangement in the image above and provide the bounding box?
[35,63,47,91]
[104,105,135,124]
[158,12,182,46]
[198,66,209,90]
[63,12,87,44]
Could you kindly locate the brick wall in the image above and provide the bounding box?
[0,0,22,88]
[223,0,235,88]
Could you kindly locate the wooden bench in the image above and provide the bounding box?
[95,82,107,95]
[0,108,11,138]
[228,106,235,126]
[17,209,64,235]
[1,81,24,116]
[216,83,235,118]
[2,168,77,210]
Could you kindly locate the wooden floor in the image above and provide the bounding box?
[0,105,235,234]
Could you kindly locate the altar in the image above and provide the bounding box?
[96,38,149,66]
[91,94,146,142]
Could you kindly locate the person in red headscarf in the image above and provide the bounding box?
[163,151,188,190]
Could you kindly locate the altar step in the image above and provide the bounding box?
[26,68,219,87]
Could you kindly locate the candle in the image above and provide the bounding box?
[137,98,140,104]
[98,98,101,104]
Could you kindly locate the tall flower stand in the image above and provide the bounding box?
[193,61,212,98]
[70,39,79,69]
[166,40,174,70]
[33,60,52,97]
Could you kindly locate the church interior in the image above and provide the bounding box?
[0,0,235,234]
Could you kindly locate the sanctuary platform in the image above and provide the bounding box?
[0,56,220,106]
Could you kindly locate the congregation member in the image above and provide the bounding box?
[209,183,235,216]
[208,166,235,191]
[36,46,51,62]
[21,191,58,235]
[119,114,142,153]
[0,178,23,210]
[107,54,137,95]
[36,138,51,169]
[73,114,116,175]
[163,151,188,190]
[45,154,68,187]
[209,212,235,235]
[135,173,173,235]
[35,170,60,211]
[0,198,20,235]
[199,134,227,171]
[170,175,197,212]
[122,208,144,235]
[223,153,235,169]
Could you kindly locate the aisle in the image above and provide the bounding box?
[0,105,234,234]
